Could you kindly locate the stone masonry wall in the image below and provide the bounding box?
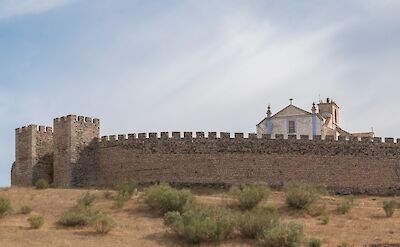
[32,126,54,184]
[96,133,400,194]
[53,115,99,188]
[13,115,400,194]
[14,125,53,186]
[53,116,72,187]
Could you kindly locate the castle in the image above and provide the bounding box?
[11,103,400,194]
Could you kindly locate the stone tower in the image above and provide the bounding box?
[14,125,53,186]
[53,115,100,187]
[318,98,340,127]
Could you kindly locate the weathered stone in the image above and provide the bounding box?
[12,115,400,195]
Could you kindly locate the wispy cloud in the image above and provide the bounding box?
[0,0,75,19]
[1,1,400,186]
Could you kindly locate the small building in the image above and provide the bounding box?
[256,98,374,139]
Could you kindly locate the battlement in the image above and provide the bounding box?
[98,132,398,145]
[16,125,53,134]
[54,114,100,125]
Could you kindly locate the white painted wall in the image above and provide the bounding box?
[256,108,325,138]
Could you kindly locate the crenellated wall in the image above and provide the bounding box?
[14,125,53,186]
[95,132,400,194]
[12,116,400,194]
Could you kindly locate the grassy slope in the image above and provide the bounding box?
[0,187,399,246]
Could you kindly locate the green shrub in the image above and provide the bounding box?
[143,183,194,214]
[164,206,236,244]
[35,179,49,190]
[383,200,397,217]
[238,205,280,239]
[258,222,286,247]
[77,192,96,209]
[109,181,137,209]
[59,209,92,226]
[90,213,116,234]
[336,197,354,215]
[112,194,128,209]
[309,237,322,247]
[320,212,329,225]
[117,181,137,199]
[28,215,44,229]
[229,184,271,210]
[19,205,32,215]
[336,201,351,214]
[0,197,11,217]
[287,221,305,246]
[285,181,320,210]
[258,221,305,247]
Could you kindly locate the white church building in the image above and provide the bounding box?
[256,98,374,139]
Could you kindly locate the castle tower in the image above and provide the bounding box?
[53,115,100,187]
[13,125,53,186]
[318,98,340,127]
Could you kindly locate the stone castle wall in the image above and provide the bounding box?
[12,115,400,194]
[95,133,400,194]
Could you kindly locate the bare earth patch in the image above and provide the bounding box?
[1,187,400,246]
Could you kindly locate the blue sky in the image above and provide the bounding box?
[1,0,400,186]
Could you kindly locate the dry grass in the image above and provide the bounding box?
[0,187,400,246]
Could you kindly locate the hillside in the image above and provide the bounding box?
[0,187,399,246]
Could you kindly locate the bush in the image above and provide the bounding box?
[35,179,49,190]
[19,205,32,215]
[90,213,116,234]
[28,215,44,229]
[164,206,236,244]
[309,237,322,247]
[336,197,354,215]
[336,201,351,214]
[238,205,280,239]
[143,183,194,214]
[258,221,305,247]
[109,181,137,209]
[229,184,271,210]
[383,200,397,217]
[320,212,329,225]
[0,197,11,217]
[112,194,128,209]
[59,209,92,227]
[285,181,320,210]
[164,211,182,227]
[77,192,96,209]
[117,181,137,199]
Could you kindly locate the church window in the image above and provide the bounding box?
[334,109,338,123]
[288,120,296,134]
